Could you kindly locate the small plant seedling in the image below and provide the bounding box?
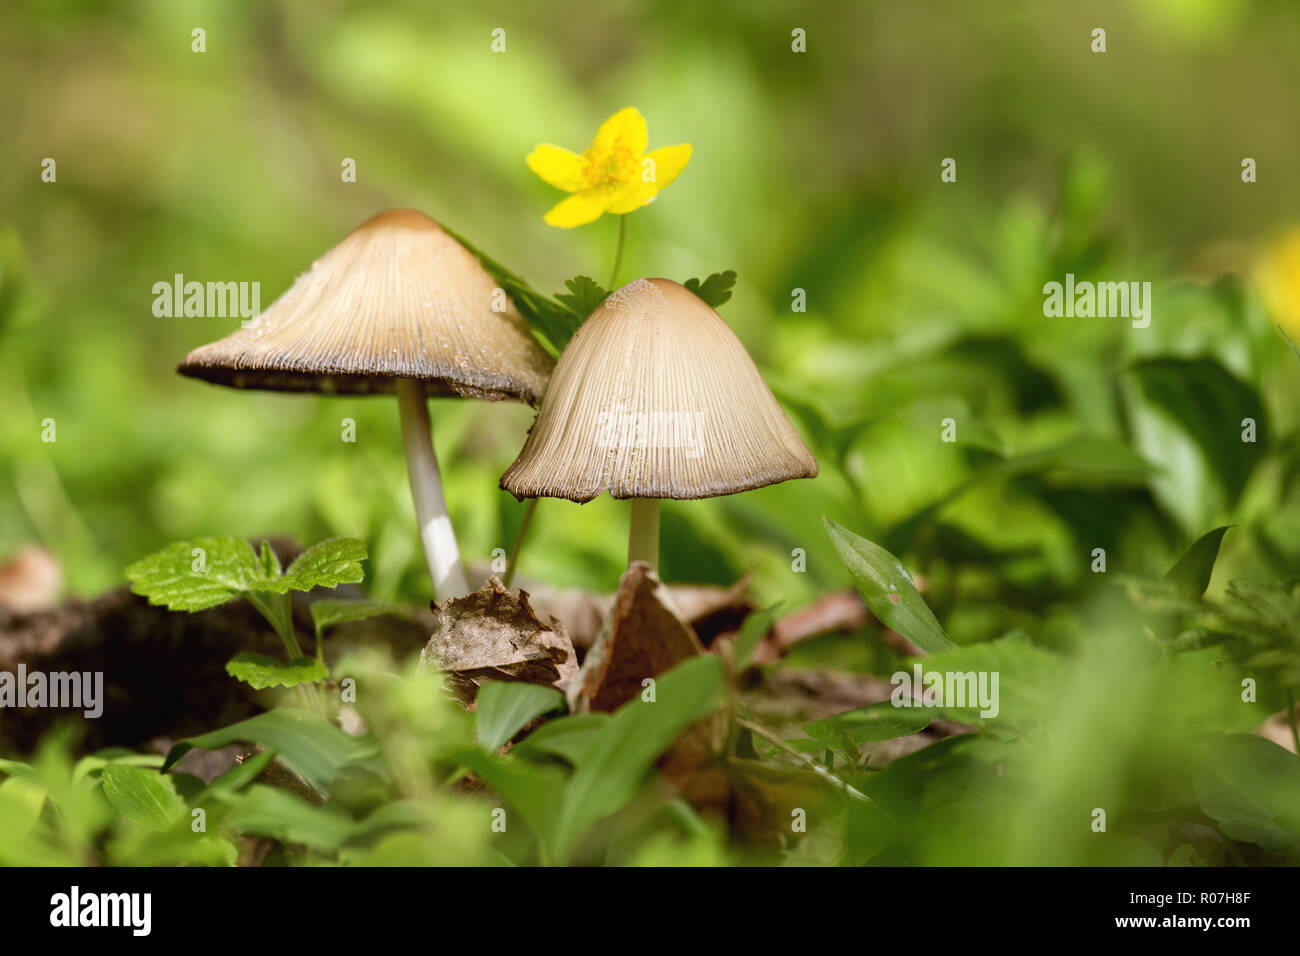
[126,537,371,698]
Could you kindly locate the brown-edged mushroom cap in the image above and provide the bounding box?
[178,209,553,404]
[500,277,817,503]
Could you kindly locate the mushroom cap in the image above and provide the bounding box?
[500,278,817,502]
[178,209,554,404]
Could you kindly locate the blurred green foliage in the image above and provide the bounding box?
[3,0,1300,867]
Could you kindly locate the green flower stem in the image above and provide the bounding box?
[608,215,627,289]
[502,498,538,588]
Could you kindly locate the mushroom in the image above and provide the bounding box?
[179,209,554,600]
[500,277,816,570]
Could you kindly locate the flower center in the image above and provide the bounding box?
[582,136,635,188]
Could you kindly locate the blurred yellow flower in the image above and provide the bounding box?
[1257,228,1300,339]
[527,107,692,228]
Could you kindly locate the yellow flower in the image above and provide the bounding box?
[1257,228,1300,340]
[526,107,692,228]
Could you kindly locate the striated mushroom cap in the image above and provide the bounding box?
[178,209,554,403]
[501,277,817,502]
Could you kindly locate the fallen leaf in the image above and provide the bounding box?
[575,562,705,713]
[421,576,578,702]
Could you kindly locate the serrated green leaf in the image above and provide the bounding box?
[163,709,372,794]
[125,537,267,611]
[225,652,328,689]
[101,763,186,831]
[1165,526,1232,597]
[257,540,281,579]
[804,700,933,744]
[554,275,609,320]
[311,599,405,640]
[475,682,564,753]
[824,517,955,654]
[277,537,367,593]
[684,270,737,308]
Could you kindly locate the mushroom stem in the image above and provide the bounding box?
[627,497,660,570]
[396,378,470,600]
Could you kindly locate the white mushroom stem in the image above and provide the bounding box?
[627,498,661,570]
[396,379,470,601]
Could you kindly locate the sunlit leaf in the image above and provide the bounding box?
[824,517,955,654]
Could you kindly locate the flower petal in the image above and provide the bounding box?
[606,144,693,213]
[543,187,616,228]
[641,143,692,189]
[526,144,588,192]
[593,107,648,156]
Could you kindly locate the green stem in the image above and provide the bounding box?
[502,498,539,589]
[248,591,320,714]
[737,718,885,814]
[1287,690,1299,755]
[608,215,627,289]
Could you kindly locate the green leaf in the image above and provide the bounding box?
[1195,734,1300,850]
[455,749,568,859]
[163,709,371,794]
[278,537,367,593]
[225,653,328,689]
[0,759,41,785]
[201,749,276,799]
[804,700,932,744]
[100,763,186,831]
[823,517,956,654]
[553,655,723,860]
[512,713,611,765]
[475,682,564,753]
[223,784,355,853]
[554,275,609,320]
[684,270,738,308]
[126,537,266,611]
[915,632,1066,730]
[311,599,404,639]
[734,602,782,671]
[1165,526,1232,597]
[257,540,282,579]
[1130,357,1265,500]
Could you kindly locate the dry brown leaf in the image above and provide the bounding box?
[421,576,578,702]
[574,561,705,713]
